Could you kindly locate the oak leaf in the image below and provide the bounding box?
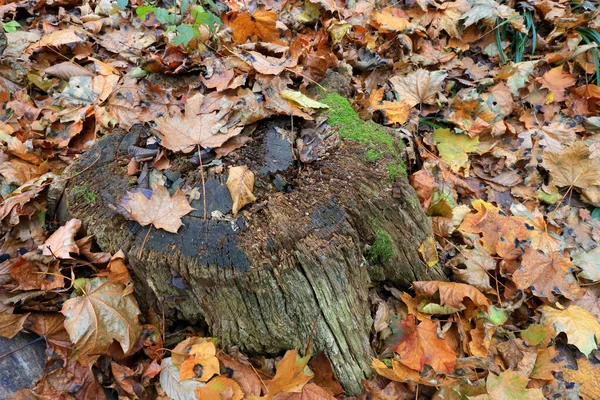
[540,305,600,356]
[61,278,142,366]
[393,316,456,374]
[413,281,490,309]
[120,185,194,234]
[512,248,581,302]
[39,218,81,259]
[542,141,600,189]
[389,69,447,108]
[227,166,256,216]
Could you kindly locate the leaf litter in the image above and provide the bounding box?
[1,0,600,398]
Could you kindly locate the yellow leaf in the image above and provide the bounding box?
[433,128,479,172]
[419,236,439,267]
[268,349,313,395]
[196,377,244,400]
[541,305,600,356]
[563,357,600,400]
[227,166,257,216]
[281,90,329,109]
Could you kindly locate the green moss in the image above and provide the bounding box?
[320,92,406,179]
[387,161,407,180]
[369,228,394,263]
[71,182,97,205]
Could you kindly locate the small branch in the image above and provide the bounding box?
[197,144,207,221]
[139,226,153,258]
[0,337,44,360]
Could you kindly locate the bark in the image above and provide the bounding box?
[49,114,446,396]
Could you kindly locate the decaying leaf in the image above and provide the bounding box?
[226,166,256,216]
[0,311,29,338]
[61,278,142,366]
[39,218,81,259]
[542,141,600,189]
[389,69,447,107]
[196,376,244,400]
[413,280,491,309]
[540,305,600,357]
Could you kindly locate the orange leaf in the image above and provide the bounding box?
[231,11,279,44]
[196,376,244,400]
[268,349,313,395]
[393,316,456,374]
[413,281,490,309]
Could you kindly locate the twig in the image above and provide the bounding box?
[197,145,207,220]
[56,151,102,183]
[139,225,153,258]
[0,337,44,360]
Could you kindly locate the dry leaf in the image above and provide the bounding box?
[0,311,29,338]
[226,166,256,216]
[61,278,142,366]
[179,341,220,382]
[196,376,244,400]
[389,69,447,107]
[542,141,600,189]
[231,11,279,44]
[268,349,313,395]
[160,357,204,400]
[39,218,81,259]
[413,281,490,309]
[120,185,194,233]
[540,305,600,357]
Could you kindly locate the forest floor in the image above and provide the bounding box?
[1,0,600,398]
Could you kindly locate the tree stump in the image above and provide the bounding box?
[48,86,446,395]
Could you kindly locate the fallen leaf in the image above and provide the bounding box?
[226,166,256,216]
[281,90,329,109]
[120,185,194,233]
[413,281,491,309]
[24,313,72,361]
[475,369,544,400]
[562,357,600,399]
[530,346,563,380]
[540,304,600,356]
[34,359,107,400]
[0,311,29,338]
[160,357,204,400]
[538,66,576,102]
[220,354,263,396]
[512,248,582,301]
[447,246,496,291]
[111,362,143,397]
[231,11,279,44]
[196,376,244,400]
[179,341,220,382]
[433,128,479,172]
[268,349,313,395]
[374,101,411,125]
[372,11,423,32]
[542,141,600,189]
[61,277,142,366]
[39,218,82,259]
[572,247,600,281]
[393,316,456,373]
[96,250,132,286]
[389,69,447,107]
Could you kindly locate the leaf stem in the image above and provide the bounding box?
[139,225,153,258]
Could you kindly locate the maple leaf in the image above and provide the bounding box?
[153,93,243,153]
[540,305,600,356]
[61,277,142,366]
[458,200,529,255]
[416,0,472,38]
[498,61,539,95]
[562,357,600,399]
[413,281,491,309]
[268,349,313,395]
[219,354,262,396]
[25,313,72,361]
[512,248,582,302]
[372,10,423,33]
[393,316,456,374]
[538,66,576,102]
[572,247,600,281]
[39,218,82,259]
[376,101,411,125]
[227,166,257,216]
[530,346,564,380]
[196,377,244,400]
[447,246,496,291]
[389,69,447,108]
[542,141,600,189]
[96,250,132,286]
[120,185,194,234]
[460,0,524,31]
[433,128,479,172]
[471,370,544,400]
[230,11,279,44]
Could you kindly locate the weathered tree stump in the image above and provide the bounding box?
[48,86,446,395]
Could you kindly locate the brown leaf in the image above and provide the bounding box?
[220,354,263,396]
[308,353,344,396]
[513,248,582,302]
[0,311,29,338]
[24,313,72,361]
[111,362,143,397]
[44,62,94,79]
[75,235,111,264]
[96,250,132,286]
[226,165,256,216]
[372,11,423,33]
[34,359,107,400]
[10,256,64,291]
[39,218,81,259]
[538,66,576,102]
[389,69,447,107]
[413,281,491,309]
[268,349,313,395]
[542,141,600,189]
[231,11,279,44]
[61,278,142,366]
[120,185,193,234]
[153,93,243,152]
